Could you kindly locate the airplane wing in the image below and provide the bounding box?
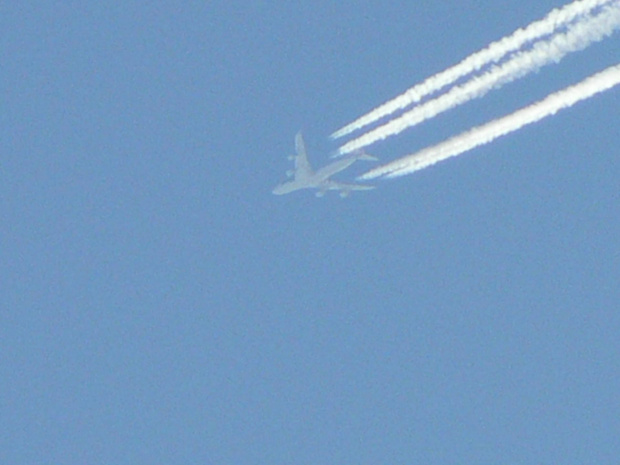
[292,132,313,180]
[318,180,375,197]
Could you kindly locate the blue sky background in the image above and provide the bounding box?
[2,1,619,463]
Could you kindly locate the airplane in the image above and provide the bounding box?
[272,132,377,197]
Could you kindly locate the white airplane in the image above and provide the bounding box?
[272,132,377,197]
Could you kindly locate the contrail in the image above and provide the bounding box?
[337,2,620,156]
[331,0,615,140]
[358,63,620,180]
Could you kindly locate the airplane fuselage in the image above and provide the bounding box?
[272,157,358,195]
[273,132,376,197]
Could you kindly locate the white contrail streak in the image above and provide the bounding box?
[359,63,620,180]
[338,2,620,156]
[331,0,615,140]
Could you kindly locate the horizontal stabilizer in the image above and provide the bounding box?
[356,152,378,161]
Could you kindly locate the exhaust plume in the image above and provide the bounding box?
[331,0,615,140]
[359,63,620,180]
[338,3,620,156]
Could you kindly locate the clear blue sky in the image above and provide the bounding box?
[2,1,619,464]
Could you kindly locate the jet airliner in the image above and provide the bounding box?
[272,132,376,197]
